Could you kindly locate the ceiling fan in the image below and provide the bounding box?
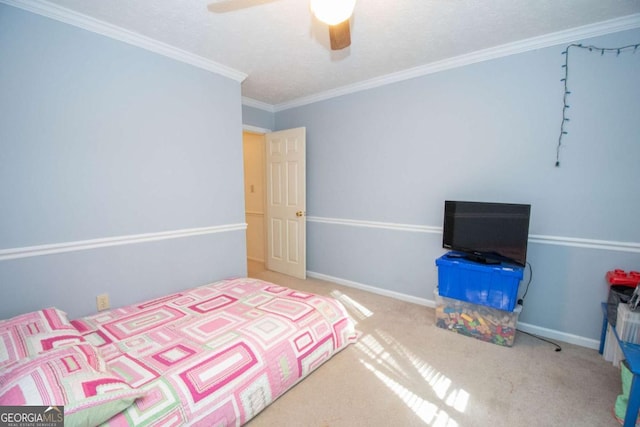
[208,0,356,50]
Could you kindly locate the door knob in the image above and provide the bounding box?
[296,211,305,217]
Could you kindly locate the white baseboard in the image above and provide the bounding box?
[307,271,435,308]
[307,270,600,350]
[516,321,599,350]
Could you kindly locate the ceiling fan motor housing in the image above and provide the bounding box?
[329,20,351,50]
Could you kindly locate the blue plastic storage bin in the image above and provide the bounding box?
[435,252,523,312]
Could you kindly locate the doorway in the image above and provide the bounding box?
[242,131,267,276]
[243,127,307,279]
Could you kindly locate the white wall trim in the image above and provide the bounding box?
[307,270,600,349]
[242,97,275,113]
[516,321,599,350]
[7,0,637,110]
[528,234,640,253]
[307,216,441,234]
[242,125,271,134]
[0,223,247,261]
[1,0,247,83]
[307,216,640,253]
[308,271,435,308]
[274,13,640,112]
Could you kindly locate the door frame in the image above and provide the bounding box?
[242,125,307,279]
[264,127,307,279]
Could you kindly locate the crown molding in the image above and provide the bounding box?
[5,0,638,114]
[242,97,275,113]
[1,0,247,82]
[274,13,640,112]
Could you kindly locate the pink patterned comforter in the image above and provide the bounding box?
[71,278,359,426]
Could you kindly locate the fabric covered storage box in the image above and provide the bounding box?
[434,290,521,347]
[436,253,523,311]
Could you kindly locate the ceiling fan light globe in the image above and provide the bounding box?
[310,0,356,26]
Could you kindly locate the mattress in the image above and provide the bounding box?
[70,277,359,426]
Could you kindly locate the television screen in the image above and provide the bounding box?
[442,200,531,267]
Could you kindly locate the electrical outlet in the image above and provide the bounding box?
[96,293,110,311]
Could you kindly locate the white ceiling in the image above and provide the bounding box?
[18,0,640,107]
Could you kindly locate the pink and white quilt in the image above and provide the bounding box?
[70,277,359,426]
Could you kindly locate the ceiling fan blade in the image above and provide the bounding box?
[329,19,351,50]
[207,0,280,13]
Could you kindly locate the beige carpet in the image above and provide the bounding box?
[245,261,622,427]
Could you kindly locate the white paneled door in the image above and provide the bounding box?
[265,127,306,279]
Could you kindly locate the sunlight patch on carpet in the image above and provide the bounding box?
[355,334,409,379]
[361,360,458,426]
[330,291,374,320]
[355,328,470,425]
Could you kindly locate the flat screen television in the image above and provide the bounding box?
[442,200,531,267]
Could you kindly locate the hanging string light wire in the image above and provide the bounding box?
[555,42,639,167]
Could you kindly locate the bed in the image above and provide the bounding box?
[0,277,359,426]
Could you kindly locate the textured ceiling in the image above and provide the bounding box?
[32,0,640,106]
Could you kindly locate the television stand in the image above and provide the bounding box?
[464,254,501,265]
[436,252,523,312]
[444,252,501,265]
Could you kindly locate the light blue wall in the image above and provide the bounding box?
[1,3,638,343]
[276,28,640,342]
[242,104,274,131]
[0,5,247,319]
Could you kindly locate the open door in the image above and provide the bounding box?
[265,127,306,279]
